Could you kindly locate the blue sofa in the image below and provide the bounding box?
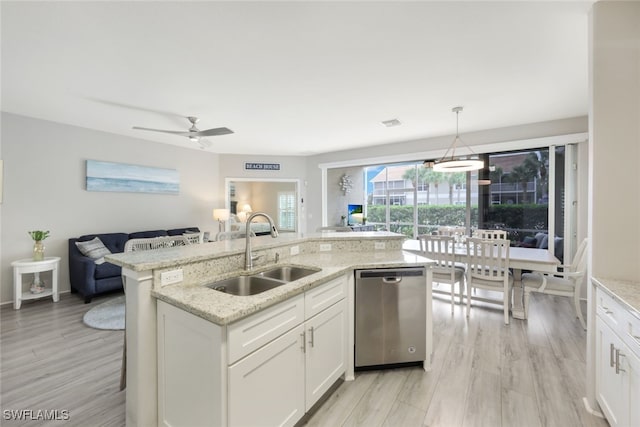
[68,227,199,303]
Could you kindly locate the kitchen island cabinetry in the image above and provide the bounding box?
[158,276,347,427]
[595,285,640,427]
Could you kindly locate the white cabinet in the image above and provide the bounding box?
[228,276,347,424]
[158,275,348,427]
[305,299,346,409]
[595,287,640,427]
[228,324,306,427]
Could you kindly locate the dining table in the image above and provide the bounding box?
[402,239,560,319]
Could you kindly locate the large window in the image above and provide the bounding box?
[361,146,567,249]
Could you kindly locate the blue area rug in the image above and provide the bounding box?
[83,296,125,330]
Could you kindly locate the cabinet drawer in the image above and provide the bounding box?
[622,309,640,358]
[305,276,346,319]
[228,294,304,364]
[596,287,622,330]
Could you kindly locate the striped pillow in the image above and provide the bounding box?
[75,237,112,264]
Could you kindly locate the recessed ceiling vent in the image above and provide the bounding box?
[381,118,402,127]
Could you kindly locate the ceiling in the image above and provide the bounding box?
[1,1,592,156]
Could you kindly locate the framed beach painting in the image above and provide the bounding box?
[86,160,179,194]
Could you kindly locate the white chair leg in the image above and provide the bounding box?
[459,280,465,305]
[466,284,471,318]
[574,292,586,330]
[504,293,510,325]
[450,284,455,314]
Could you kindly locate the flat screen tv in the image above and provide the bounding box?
[347,204,363,225]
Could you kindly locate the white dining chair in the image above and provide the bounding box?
[436,226,466,237]
[522,238,588,329]
[466,238,513,324]
[418,234,465,313]
[474,229,508,240]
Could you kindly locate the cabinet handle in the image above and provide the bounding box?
[615,349,626,374]
[300,331,306,353]
[610,343,615,368]
[309,326,315,348]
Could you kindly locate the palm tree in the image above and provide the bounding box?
[446,172,466,204]
[402,166,431,204]
[524,151,549,203]
[507,164,537,203]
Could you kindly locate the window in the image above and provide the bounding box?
[277,192,296,231]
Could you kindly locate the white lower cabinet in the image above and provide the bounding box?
[304,299,346,409]
[158,275,347,427]
[228,324,306,427]
[595,288,640,427]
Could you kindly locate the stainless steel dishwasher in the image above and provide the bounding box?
[355,267,426,368]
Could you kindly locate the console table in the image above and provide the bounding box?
[11,257,60,309]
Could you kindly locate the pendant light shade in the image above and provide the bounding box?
[432,107,484,172]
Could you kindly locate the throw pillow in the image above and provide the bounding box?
[75,237,112,264]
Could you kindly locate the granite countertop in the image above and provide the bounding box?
[106,231,404,272]
[154,250,434,326]
[592,277,640,318]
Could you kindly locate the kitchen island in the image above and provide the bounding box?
[106,232,434,427]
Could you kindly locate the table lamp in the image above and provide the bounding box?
[213,208,230,232]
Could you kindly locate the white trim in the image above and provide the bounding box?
[549,145,556,257]
[318,132,588,170]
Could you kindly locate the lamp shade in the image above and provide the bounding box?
[241,203,253,213]
[213,208,230,221]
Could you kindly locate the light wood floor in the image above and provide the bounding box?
[1,291,608,427]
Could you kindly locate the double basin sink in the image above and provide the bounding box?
[206,265,320,296]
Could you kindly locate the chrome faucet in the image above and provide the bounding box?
[245,212,279,270]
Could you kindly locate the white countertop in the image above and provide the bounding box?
[592,276,640,318]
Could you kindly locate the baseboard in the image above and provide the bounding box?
[583,397,604,418]
[0,290,71,307]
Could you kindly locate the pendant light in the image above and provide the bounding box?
[432,106,484,172]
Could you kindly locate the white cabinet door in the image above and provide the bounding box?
[625,345,640,427]
[228,324,305,427]
[305,299,346,410]
[596,317,626,427]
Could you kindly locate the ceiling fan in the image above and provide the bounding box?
[132,116,233,149]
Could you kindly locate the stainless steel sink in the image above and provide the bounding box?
[206,275,285,296]
[206,265,321,296]
[255,266,320,282]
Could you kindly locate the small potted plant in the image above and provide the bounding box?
[28,230,50,261]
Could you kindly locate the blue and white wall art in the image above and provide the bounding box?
[86,160,179,194]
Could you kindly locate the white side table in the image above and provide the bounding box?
[11,256,60,309]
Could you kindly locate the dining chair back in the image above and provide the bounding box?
[418,234,465,313]
[474,229,508,240]
[522,238,589,329]
[437,226,466,237]
[465,237,513,324]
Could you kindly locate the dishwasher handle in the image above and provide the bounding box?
[382,276,402,284]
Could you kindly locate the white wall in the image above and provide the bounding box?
[590,1,640,281]
[0,113,221,304]
[326,167,366,227]
[218,154,309,231]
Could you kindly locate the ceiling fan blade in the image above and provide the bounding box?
[132,126,192,136]
[192,127,234,137]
